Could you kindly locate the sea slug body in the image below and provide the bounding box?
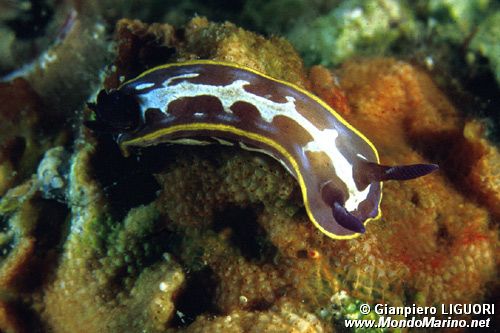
[87,60,438,239]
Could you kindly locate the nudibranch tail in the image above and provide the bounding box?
[86,60,439,240]
[354,161,438,190]
[380,163,439,181]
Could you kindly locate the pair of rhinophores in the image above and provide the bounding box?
[87,60,438,240]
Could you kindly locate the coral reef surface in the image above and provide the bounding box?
[0,7,498,333]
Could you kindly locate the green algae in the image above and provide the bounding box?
[40,139,187,332]
[330,290,388,333]
[287,0,417,66]
[468,11,500,84]
[0,181,38,260]
[424,0,491,42]
[241,0,332,34]
[58,141,172,295]
[69,203,173,292]
[239,0,500,100]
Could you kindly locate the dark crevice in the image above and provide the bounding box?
[296,249,309,259]
[23,198,69,291]
[212,205,277,262]
[410,192,420,206]
[461,56,500,143]
[6,300,46,333]
[8,136,27,167]
[250,299,274,311]
[139,45,177,70]
[89,134,170,220]
[6,0,53,39]
[435,221,453,248]
[172,267,218,327]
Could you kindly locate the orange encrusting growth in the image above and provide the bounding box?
[311,58,497,305]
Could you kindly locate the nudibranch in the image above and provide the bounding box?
[87,60,438,239]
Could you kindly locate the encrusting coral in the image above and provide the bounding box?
[328,58,498,305]
[0,15,497,333]
[0,79,47,196]
[175,300,327,333]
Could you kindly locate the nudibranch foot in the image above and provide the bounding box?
[86,60,439,240]
[332,202,366,233]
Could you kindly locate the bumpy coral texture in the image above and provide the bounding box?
[331,59,498,305]
[175,300,327,333]
[0,17,497,333]
[38,18,330,333]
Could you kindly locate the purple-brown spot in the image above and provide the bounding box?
[167,95,225,122]
[272,115,313,148]
[230,101,261,122]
